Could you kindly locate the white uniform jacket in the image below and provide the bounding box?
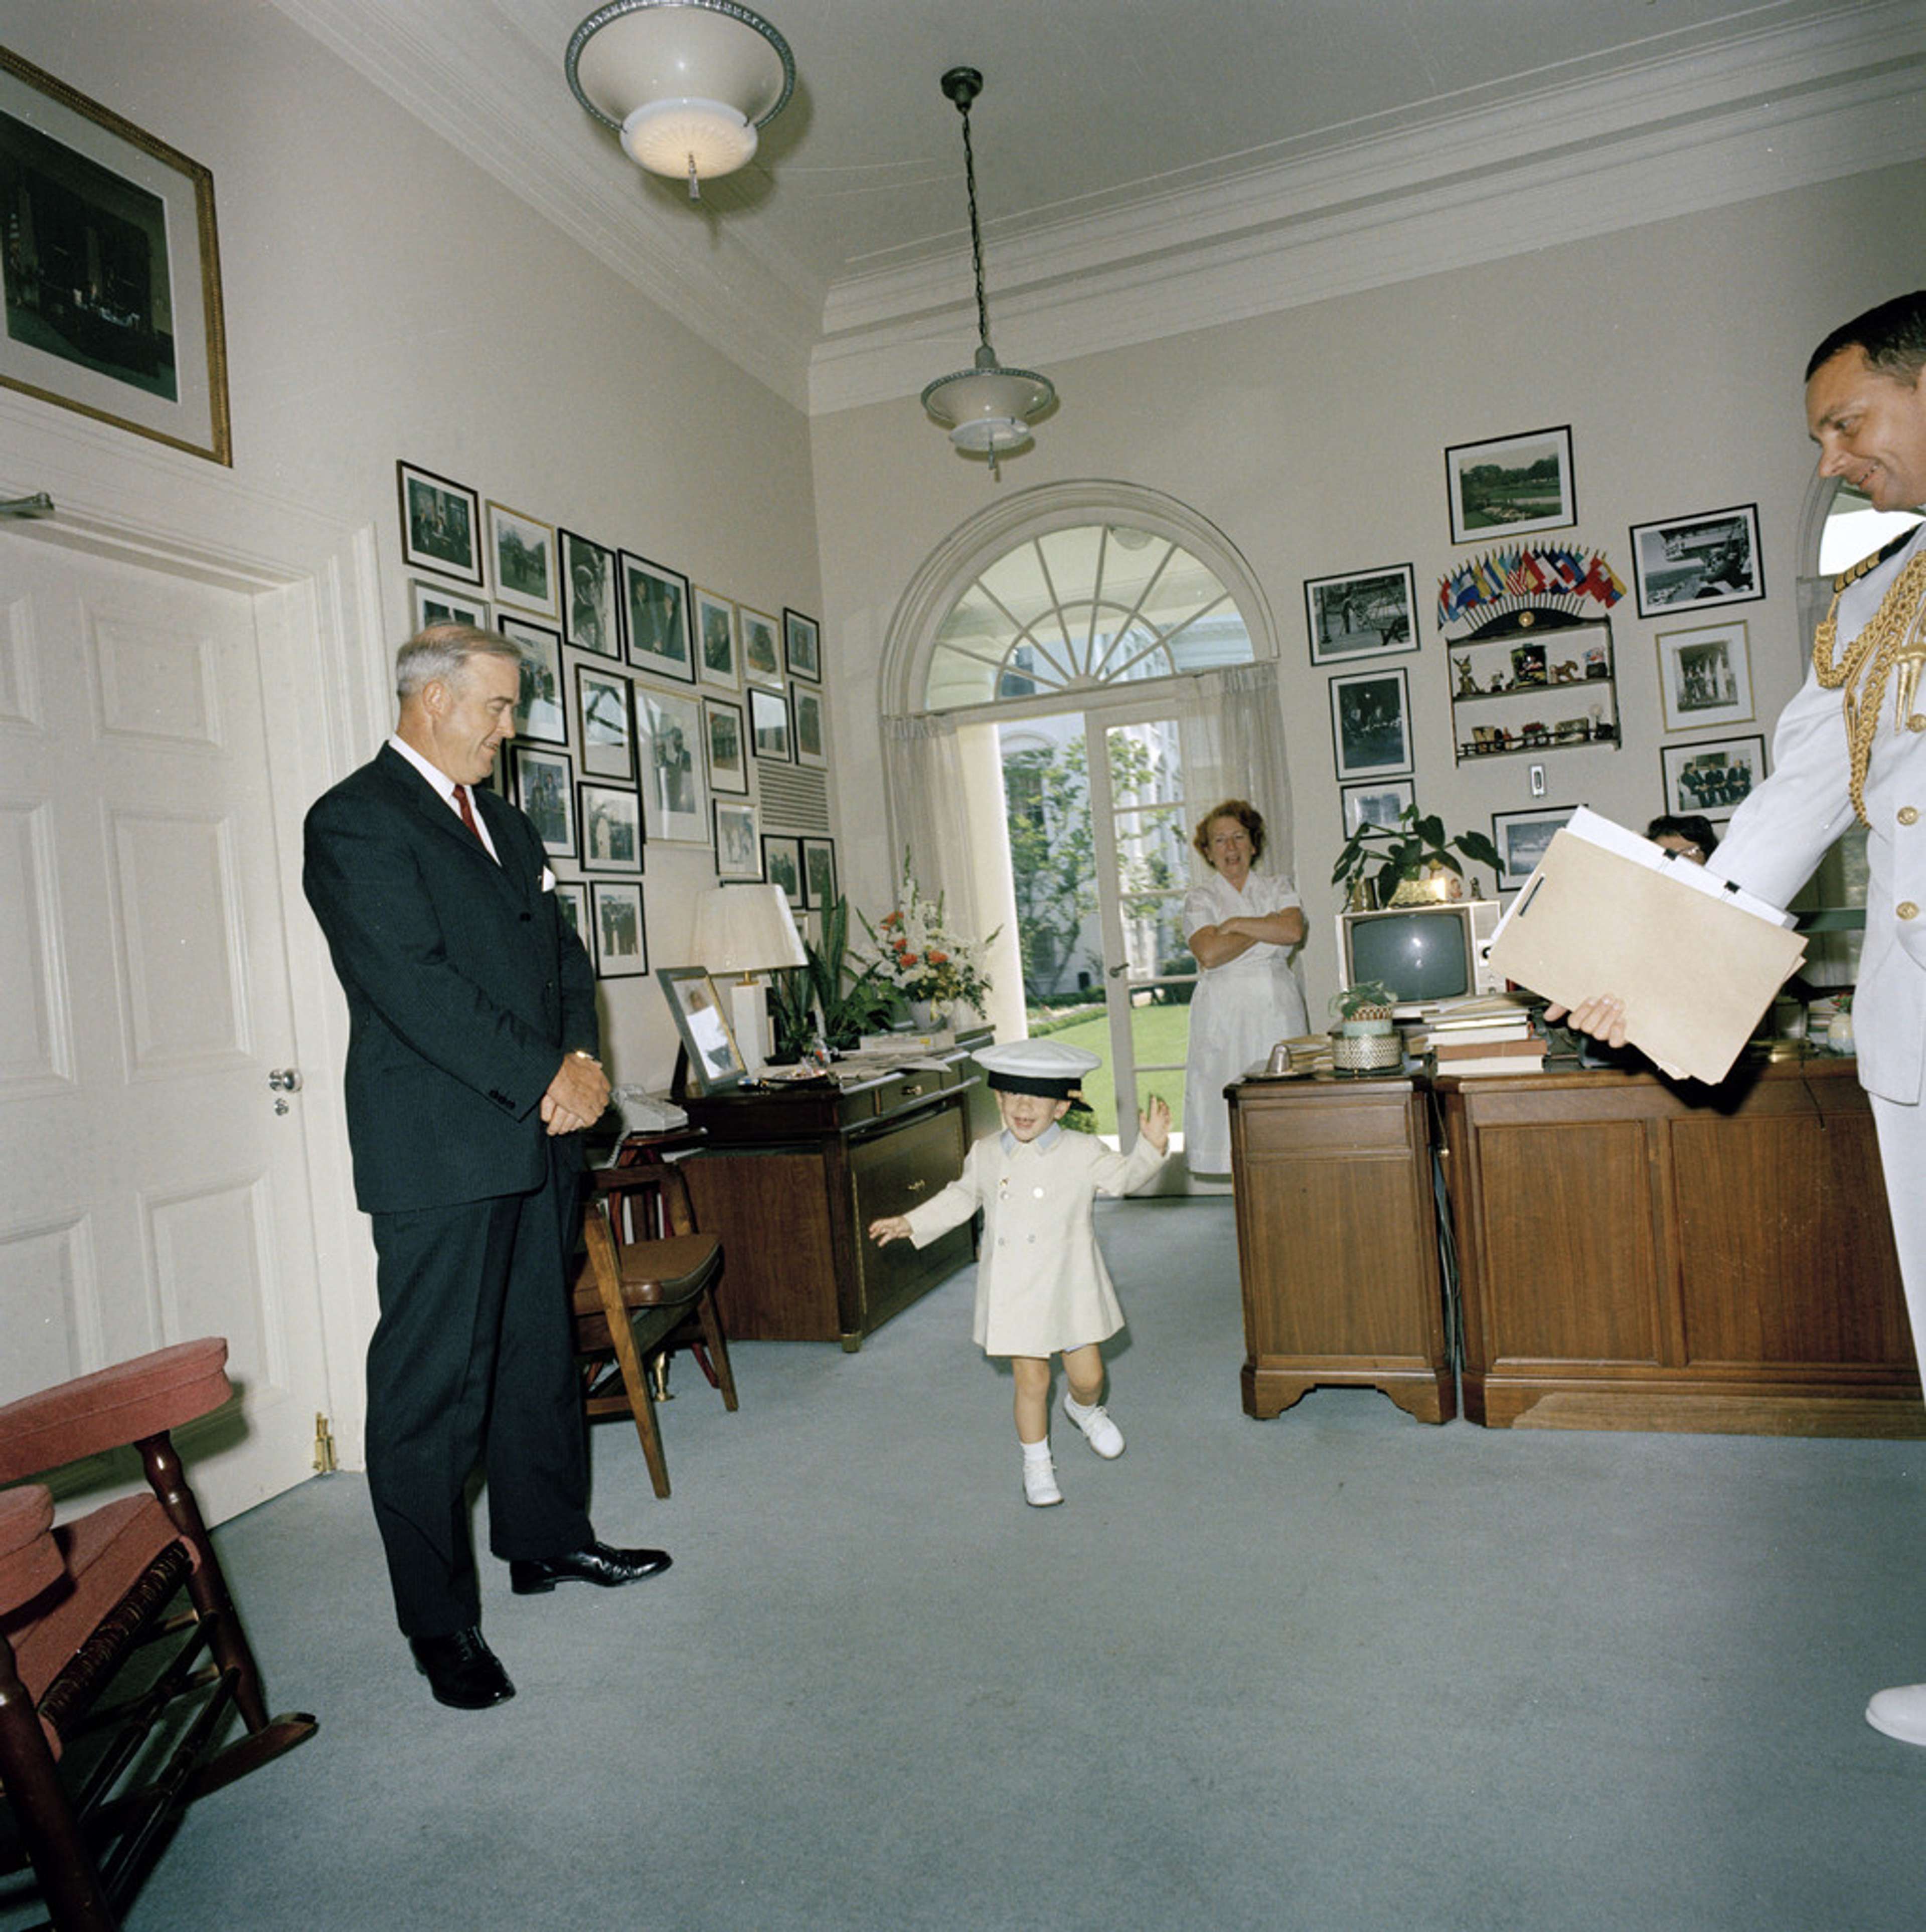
[1709,523,1926,1105]
[901,1125,1169,1357]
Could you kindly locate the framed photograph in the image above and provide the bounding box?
[1328,665,1413,782]
[559,528,620,659]
[749,684,793,763]
[511,746,575,858]
[693,588,738,690]
[1492,805,1580,889]
[1340,779,1416,840]
[410,578,489,634]
[1655,619,1755,733]
[713,797,761,880]
[499,615,566,747]
[620,552,693,682]
[1661,733,1768,823]
[1444,426,1576,545]
[741,605,783,686]
[575,663,634,782]
[784,608,822,683]
[554,880,587,946]
[634,683,709,845]
[0,49,231,464]
[703,696,749,796]
[761,834,804,909]
[801,835,838,910]
[397,462,483,586]
[578,781,644,872]
[486,501,558,618]
[655,966,745,1095]
[1304,564,1418,665]
[792,684,827,767]
[590,880,649,979]
[1629,504,1764,617]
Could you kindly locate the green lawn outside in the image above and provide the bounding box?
[1021,1003,1190,1137]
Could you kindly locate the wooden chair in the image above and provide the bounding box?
[0,1337,316,1930]
[573,1164,737,1499]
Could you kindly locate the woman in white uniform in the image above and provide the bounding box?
[1181,799,1308,1173]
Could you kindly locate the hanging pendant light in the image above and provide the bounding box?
[566,0,794,202]
[920,68,1056,478]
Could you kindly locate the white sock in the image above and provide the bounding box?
[1065,1393,1097,1419]
[1021,1437,1052,1463]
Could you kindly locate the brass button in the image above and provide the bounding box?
[1902,807,1920,826]
[1910,715,1926,733]
[1901,902,1920,921]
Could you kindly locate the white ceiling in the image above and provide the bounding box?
[271,0,1926,413]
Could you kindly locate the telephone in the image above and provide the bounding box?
[611,1086,689,1134]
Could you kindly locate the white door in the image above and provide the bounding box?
[0,529,332,1521]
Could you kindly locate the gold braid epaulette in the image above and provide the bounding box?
[1812,530,1926,827]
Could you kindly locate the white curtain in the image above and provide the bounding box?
[881,712,979,932]
[1173,662,1297,885]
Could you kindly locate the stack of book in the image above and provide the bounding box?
[1425,993,1544,1077]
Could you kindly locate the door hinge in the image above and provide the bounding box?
[312,1411,338,1473]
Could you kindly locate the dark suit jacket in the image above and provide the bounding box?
[303,743,599,1214]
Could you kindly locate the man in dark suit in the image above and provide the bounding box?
[304,622,668,1711]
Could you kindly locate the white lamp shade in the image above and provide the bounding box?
[690,883,806,975]
[621,98,757,178]
[921,364,1055,452]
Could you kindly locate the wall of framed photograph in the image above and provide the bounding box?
[590,880,649,979]
[1629,503,1763,617]
[749,684,793,763]
[1305,563,1418,665]
[554,881,588,947]
[704,696,749,795]
[399,462,483,586]
[1660,733,1768,823]
[761,834,804,908]
[579,779,644,871]
[635,683,709,845]
[1492,804,1580,889]
[575,662,635,782]
[1328,664,1413,781]
[621,552,693,682]
[740,607,783,687]
[411,578,489,634]
[1444,426,1576,546]
[783,608,821,682]
[1340,779,1415,840]
[1654,619,1754,733]
[512,745,576,858]
[714,798,760,879]
[792,684,827,767]
[500,615,566,746]
[695,588,738,689]
[801,835,837,909]
[560,529,621,658]
[486,501,558,619]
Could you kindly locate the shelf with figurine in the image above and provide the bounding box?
[1447,620,1617,764]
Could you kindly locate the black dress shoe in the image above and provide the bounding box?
[509,1540,673,1594]
[409,1626,515,1710]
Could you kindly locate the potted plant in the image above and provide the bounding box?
[1332,805,1505,910]
[767,896,896,1061]
[1330,980,1398,1036]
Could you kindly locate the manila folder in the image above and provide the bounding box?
[1487,828,1807,1085]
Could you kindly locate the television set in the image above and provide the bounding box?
[1336,901,1504,1006]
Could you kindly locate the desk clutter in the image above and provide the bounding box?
[1411,992,1544,1076]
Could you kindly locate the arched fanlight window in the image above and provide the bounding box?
[922,522,1256,712]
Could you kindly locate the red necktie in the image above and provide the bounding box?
[453,784,483,843]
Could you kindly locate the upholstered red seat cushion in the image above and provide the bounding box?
[0,1340,230,1485]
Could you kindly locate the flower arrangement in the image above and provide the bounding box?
[860,854,998,1015]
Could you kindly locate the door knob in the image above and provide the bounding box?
[267,1068,302,1092]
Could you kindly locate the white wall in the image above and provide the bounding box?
[810,161,1926,1015]
[9,0,824,1093]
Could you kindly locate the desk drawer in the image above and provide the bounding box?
[862,1068,952,1120]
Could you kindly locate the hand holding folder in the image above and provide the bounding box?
[1486,809,1807,1085]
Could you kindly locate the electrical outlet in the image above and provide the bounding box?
[1529,763,1547,798]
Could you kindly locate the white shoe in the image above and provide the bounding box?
[1866,1683,1926,1744]
[1063,1391,1124,1459]
[1022,1453,1062,1507]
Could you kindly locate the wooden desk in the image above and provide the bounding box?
[679,1043,986,1350]
[1436,1053,1924,1435]
[1228,1073,1455,1424]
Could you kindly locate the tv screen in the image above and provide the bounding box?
[1346,908,1473,1003]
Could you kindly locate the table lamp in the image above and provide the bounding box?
[689,883,807,1076]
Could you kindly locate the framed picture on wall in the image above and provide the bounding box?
[1328,664,1413,781]
[703,695,749,796]
[620,552,694,683]
[1340,779,1415,840]
[559,528,621,658]
[486,501,558,617]
[740,607,783,688]
[635,684,709,844]
[1660,733,1768,823]
[397,462,483,585]
[574,663,634,781]
[1629,504,1763,617]
[511,746,575,857]
[0,49,233,465]
[1655,619,1755,733]
[1304,564,1418,665]
[590,880,649,979]
[1444,426,1576,545]
[749,684,792,763]
[499,615,566,747]
[784,608,822,682]
[713,798,760,880]
[761,834,804,909]
[801,836,837,909]
[792,685,827,767]
[554,881,587,946]
[1491,804,1579,889]
[410,578,489,634]
[695,588,738,690]
[578,781,644,872]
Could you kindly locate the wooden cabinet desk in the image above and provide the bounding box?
[1228,1073,1455,1424]
[1436,1054,1924,1434]
[679,1043,987,1350]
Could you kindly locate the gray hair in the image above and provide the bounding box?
[395,622,522,701]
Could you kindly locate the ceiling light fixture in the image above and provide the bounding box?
[920,67,1055,479]
[566,0,794,201]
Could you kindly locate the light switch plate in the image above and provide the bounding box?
[1529,763,1546,798]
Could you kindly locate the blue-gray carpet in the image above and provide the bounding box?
[17,1197,1926,1930]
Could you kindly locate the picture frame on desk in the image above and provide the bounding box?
[656,965,746,1094]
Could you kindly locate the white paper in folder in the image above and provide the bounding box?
[1486,809,1806,1084]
